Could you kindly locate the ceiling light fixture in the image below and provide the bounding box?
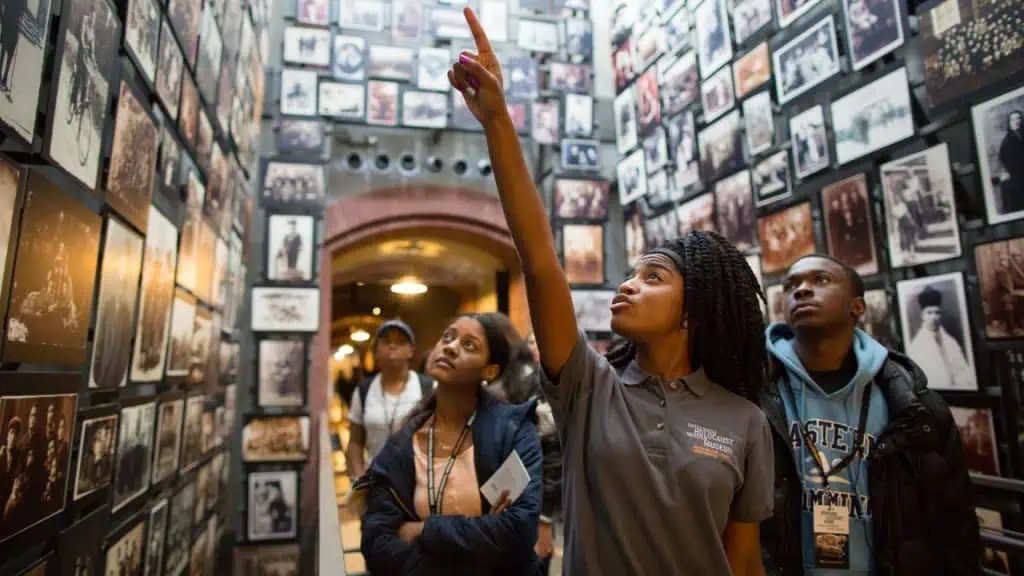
[351,329,371,342]
[391,278,428,295]
[372,307,381,316]
[334,344,355,360]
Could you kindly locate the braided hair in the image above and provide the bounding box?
[605,231,769,402]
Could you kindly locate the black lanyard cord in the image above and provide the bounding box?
[427,411,476,516]
[800,381,874,492]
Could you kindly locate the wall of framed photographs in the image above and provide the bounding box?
[610,0,1024,564]
[0,0,270,572]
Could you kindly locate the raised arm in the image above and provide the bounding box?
[448,7,579,378]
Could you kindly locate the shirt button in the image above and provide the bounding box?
[656,422,665,430]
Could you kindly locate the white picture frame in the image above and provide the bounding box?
[831,67,915,165]
[251,287,320,332]
[772,16,841,105]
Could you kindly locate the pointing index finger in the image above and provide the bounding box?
[463,7,493,54]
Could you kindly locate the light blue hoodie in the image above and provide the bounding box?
[767,323,891,576]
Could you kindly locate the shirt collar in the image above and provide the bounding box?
[621,361,713,397]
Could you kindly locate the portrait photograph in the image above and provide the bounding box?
[0,159,19,304]
[167,290,197,379]
[562,224,604,285]
[700,65,736,123]
[571,290,615,332]
[267,214,315,283]
[319,81,365,120]
[714,170,756,250]
[195,6,222,104]
[368,45,415,82]
[733,42,771,99]
[58,505,107,576]
[0,0,52,142]
[518,18,560,53]
[296,0,329,26]
[130,207,179,383]
[634,25,667,73]
[402,90,448,129]
[561,139,601,172]
[698,110,744,183]
[765,284,785,323]
[186,308,212,387]
[393,0,424,42]
[555,179,609,221]
[88,218,145,390]
[417,47,451,92]
[861,289,897,349]
[181,396,204,472]
[667,111,700,191]
[279,68,318,116]
[506,56,539,100]
[733,0,772,45]
[972,85,1024,225]
[564,94,594,138]
[565,16,593,58]
[843,0,903,70]
[242,416,310,463]
[660,51,700,116]
[340,0,384,31]
[112,402,156,512]
[694,0,733,77]
[151,399,183,485]
[178,74,200,148]
[773,16,841,105]
[248,471,298,542]
[646,171,673,209]
[430,7,471,40]
[259,339,306,407]
[822,173,879,275]
[46,0,119,191]
[757,201,816,274]
[646,209,678,249]
[168,0,201,65]
[743,90,775,156]
[880,143,962,268]
[104,515,145,575]
[532,100,560,145]
[832,67,915,165]
[751,150,790,208]
[613,41,635,94]
[789,104,831,179]
[676,192,716,235]
[643,129,669,174]
[262,161,325,206]
[251,287,320,332]
[614,89,639,154]
[777,0,824,28]
[233,544,300,576]
[72,413,118,501]
[0,392,77,543]
[332,35,366,81]
[617,149,648,206]
[107,82,159,233]
[3,173,100,365]
[549,62,592,94]
[282,26,331,68]
[896,272,977,390]
[664,6,691,54]
[277,119,324,154]
[635,70,661,136]
[164,483,193,576]
[144,499,168,576]
[949,407,999,475]
[124,0,160,86]
[625,205,646,268]
[975,235,1024,339]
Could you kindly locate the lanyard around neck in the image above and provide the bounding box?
[427,411,476,516]
[795,380,874,490]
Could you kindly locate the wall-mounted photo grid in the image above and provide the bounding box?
[0,0,266,571]
[610,0,1024,554]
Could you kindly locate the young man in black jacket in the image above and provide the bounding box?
[760,255,981,575]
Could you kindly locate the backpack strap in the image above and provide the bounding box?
[418,373,435,398]
[357,376,374,411]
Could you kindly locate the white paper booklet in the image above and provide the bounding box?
[479,450,531,507]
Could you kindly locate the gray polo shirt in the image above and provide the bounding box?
[540,333,774,575]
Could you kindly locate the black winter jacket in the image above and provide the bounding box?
[760,349,982,576]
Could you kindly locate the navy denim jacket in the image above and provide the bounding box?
[358,394,543,576]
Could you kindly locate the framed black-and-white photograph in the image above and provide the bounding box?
[58,506,106,575]
[3,173,101,365]
[843,0,903,70]
[550,62,592,94]
[243,415,311,462]
[643,129,669,174]
[733,42,771,99]
[625,205,646,267]
[643,208,676,247]
[700,65,735,123]
[402,90,448,129]
[156,20,184,119]
[46,0,120,192]
[880,143,962,268]
[975,236,1024,339]
[130,207,179,383]
[506,56,539,100]
[367,80,399,126]
[180,396,204,472]
[107,81,159,232]
[667,111,701,192]
[753,149,792,207]
[564,94,593,138]
[319,81,365,120]
[233,544,301,576]
[196,6,223,103]
[743,90,775,155]
[694,0,733,77]
[89,218,145,390]
[185,307,212,387]
[278,118,324,154]
[332,35,366,81]
[614,89,639,154]
[571,290,614,332]
[715,170,756,250]
[950,409,1000,476]
[151,398,184,485]
[634,25,668,72]
[646,171,673,209]
[251,287,320,332]
[164,482,194,576]
[531,100,560,145]
[417,47,450,92]
[613,41,635,94]
[617,149,648,206]
[125,0,160,86]
[972,85,1024,225]
[861,288,896,348]
[144,498,169,576]
[297,0,330,26]
[103,515,146,574]
[564,17,592,59]
[777,0,824,28]
[635,70,661,136]
[283,26,331,67]
[896,273,976,390]
[166,290,196,379]
[664,3,691,52]
[168,0,200,67]
[734,0,772,45]
[369,45,415,81]
[773,16,841,105]
[697,109,744,183]
[562,224,604,285]
[258,338,307,407]
[832,67,914,164]
[822,173,879,275]
[518,18,560,53]
[72,410,118,502]
[111,401,156,512]
[339,0,384,30]
[262,160,326,207]
[178,73,200,149]
[248,470,299,541]
[660,51,700,117]
[267,214,315,283]
[0,0,53,142]
[392,0,424,42]
[789,104,830,179]
[430,7,471,40]
[280,69,319,116]
[758,201,816,274]
[562,139,601,172]
[554,179,609,220]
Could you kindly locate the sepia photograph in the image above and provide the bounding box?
[860,289,896,348]
[393,0,423,42]
[843,0,904,71]
[634,25,667,72]
[107,82,159,232]
[233,544,300,576]
[733,0,772,44]
[614,89,639,154]
[242,416,310,462]
[151,399,183,485]
[563,224,604,285]
[104,516,145,576]
[896,272,977,390]
[283,26,331,67]
[613,41,635,94]
[267,214,315,283]
[278,119,324,154]
[369,45,415,81]
[402,90,448,129]
[773,16,841,105]
[0,159,19,303]
[880,143,962,268]
[976,235,1024,339]
[251,287,321,332]
[72,413,117,501]
[733,42,771,99]
[280,68,318,116]
[181,396,204,472]
[625,206,646,268]
[571,290,615,332]
[187,308,212,387]
[195,6,222,104]
[144,499,168,576]
[667,111,700,191]
[296,0,329,26]
[417,47,450,92]
[822,173,879,275]
[112,402,156,512]
[0,392,77,543]
[753,149,792,207]
[646,209,678,248]
[340,0,384,31]
[635,71,661,136]
[562,139,601,172]
[700,65,735,123]
[0,0,52,142]
[972,86,1024,225]
[660,51,700,117]
[130,207,179,383]
[949,407,999,475]
[758,201,816,274]
[47,0,119,191]
[156,20,183,118]
[248,471,298,542]
[694,0,733,77]
[333,35,366,81]
[549,62,592,94]
[790,104,830,179]
[58,505,107,576]
[643,129,669,174]
[743,90,775,155]
[259,339,306,407]
[164,483,194,576]
[617,149,648,206]
[832,67,915,165]
[715,170,756,250]
[564,93,594,138]
[675,192,716,235]
[698,110,744,183]
[777,0,825,28]
[319,81,365,120]
[178,73,200,148]
[506,56,539,100]
[518,18,560,53]
[89,218,145,390]
[168,0,200,66]
[262,160,325,206]
[124,0,160,85]
[532,100,560,145]
[365,80,398,126]
[555,179,609,220]
[767,284,785,324]
[4,173,101,365]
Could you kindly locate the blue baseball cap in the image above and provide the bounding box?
[375,319,415,345]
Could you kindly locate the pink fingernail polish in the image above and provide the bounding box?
[459,54,470,65]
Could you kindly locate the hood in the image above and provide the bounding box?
[766,322,888,396]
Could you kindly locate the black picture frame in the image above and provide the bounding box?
[0,0,56,148]
[101,508,149,576]
[259,158,326,210]
[255,336,309,409]
[245,468,301,543]
[151,392,187,490]
[70,402,120,507]
[57,506,109,576]
[560,223,607,287]
[263,213,318,286]
[110,396,158,518]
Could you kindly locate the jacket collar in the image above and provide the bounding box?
[622,360,712,397]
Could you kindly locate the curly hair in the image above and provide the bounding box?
[605,231,769,402]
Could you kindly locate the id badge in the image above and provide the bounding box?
[813,499,850,569]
